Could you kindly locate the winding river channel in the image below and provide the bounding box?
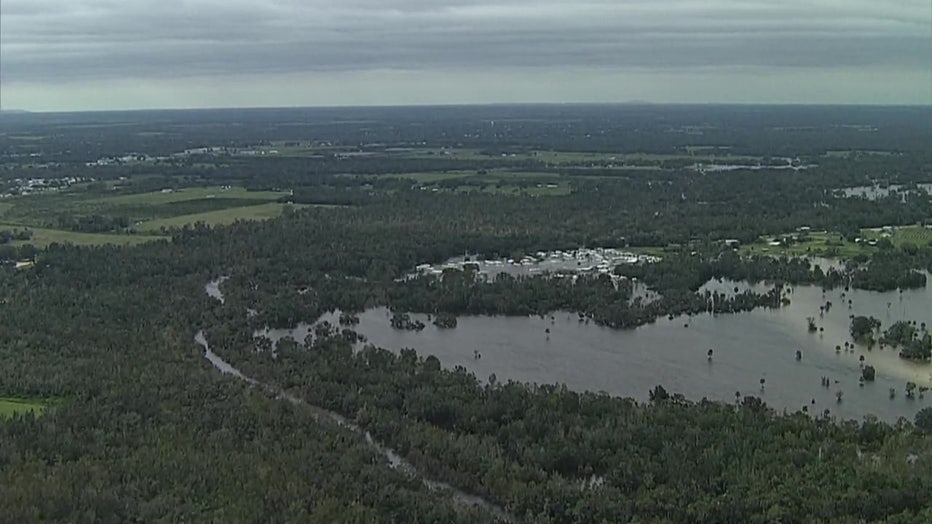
[198,280,512,521]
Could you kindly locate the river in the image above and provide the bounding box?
[201,279,512,521]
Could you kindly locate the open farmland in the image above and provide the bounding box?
[136,202,307,231]
[742,225,932,259]
[0,185,295,242]
[0,224,167,247]
[0,398,49,419]
[92,186,289,205]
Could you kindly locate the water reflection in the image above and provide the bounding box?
[205,277,229,303]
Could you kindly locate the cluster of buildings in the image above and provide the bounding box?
[87,153,153,166]
[412,248,660,281]
[87,146,280,167]
[2,176,90,196]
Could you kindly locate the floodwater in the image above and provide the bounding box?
[256,271,932,423]
[205,276,229,303]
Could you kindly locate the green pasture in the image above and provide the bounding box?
[0,398,49,419]
[136,203,307,231]
[92,186,288,206]
[0,224,166,247]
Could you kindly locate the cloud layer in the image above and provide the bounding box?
[3,0,929,81]
[1,1,929,109]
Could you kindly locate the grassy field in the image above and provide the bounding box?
[0,185,291,231]
[742,231,863,258]
[741,226,932,259]
[824,150,896,158]
[863,226,932,247]
[93,186,288,206]
[627,246,668,257]
[392,171,479,182]
[0,184,303,243]
[0,398,48,419]
[0,224,167,247]
[405,148,762,165]
[450,183,572,196]
[137,203,307,231]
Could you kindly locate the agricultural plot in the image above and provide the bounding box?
[403,148,761,166]
[93,186,288,206]
[0,184,298,244]
[742,225,932,259]
[136,203,306,231]
[863,226,932,247]
[0,398,49,419]
[0,224,167,247]
[742,232,866,258]
[2,185,288,227]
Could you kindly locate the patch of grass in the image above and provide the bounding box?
[93,186,289,206]
[120,198,274,221]
[0,185,291,230]
[406,148,762,166]
[741,231,868,259]
[502,171,564,179]
[898,227,932,246]
[451,184,572,196]
[523,184,573,196]
[393,171,478,182]
[863,226,932,248]
[740,226,932,259]
[393,170,564,184]
[825,150,896,158]
[0,398,48,419]
[0,224,166,247]
[628,246,668,257]
[136,203,308,231]
[684,146,733,154]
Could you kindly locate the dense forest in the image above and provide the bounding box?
[1,106,931,522]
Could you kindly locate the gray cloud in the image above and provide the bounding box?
[2,0,929,83]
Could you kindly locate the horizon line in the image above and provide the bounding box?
[3,100,932,115]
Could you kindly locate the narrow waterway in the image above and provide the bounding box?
[200,280,512,521]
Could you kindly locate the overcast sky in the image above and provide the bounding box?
[1,0,930,111]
